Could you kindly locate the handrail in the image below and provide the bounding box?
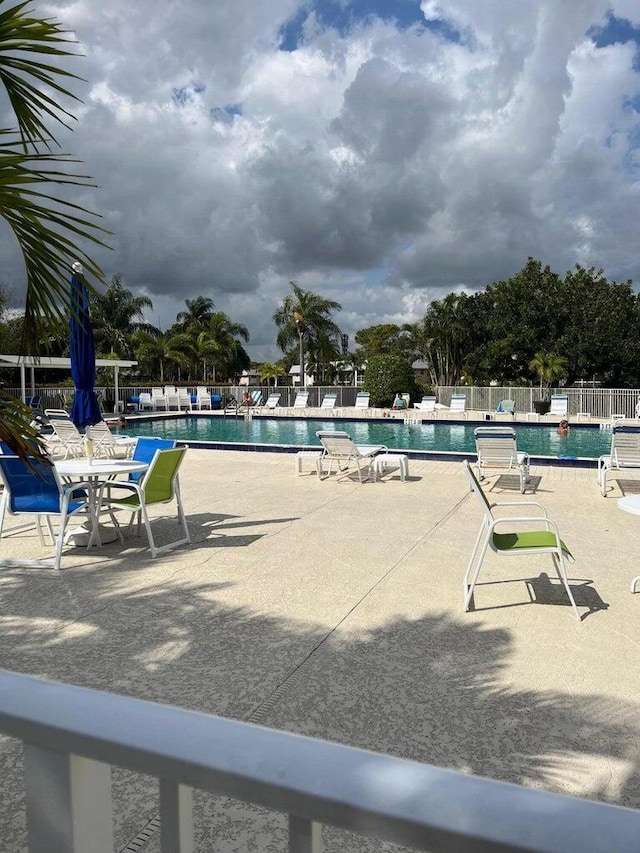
[1,669,638,852]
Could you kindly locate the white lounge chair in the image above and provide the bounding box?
[355,392,370,410]
[151,388,167,411]
[315,430,386,483]
[164,386,180,411]
[545,395,568,419]
[320,393,337,409]
[44,412,84,458]
[598,425,640,496]
[87,420,136,458]
[196,387,211,410]
[262,393,281,410]
[474,427,530,494]
[178,389,192,411]
[414,396,436,413]
[137,392,154,412]
[462,461,580,620]
[449,395,467,418]
[292,391,310,409]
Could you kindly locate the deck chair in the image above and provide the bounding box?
[45,413,84,458]
[355,392,370,410]
[151,388,168,411]
[164,387,180,411]
[128,437,177,483]
[262,393,281,410]
[320,393,337,409]
[250,390,264,407]
[97,447,190,558]
[87,420,136,458]
[474,427,530,493]
[315,430,387,483]
[0,453,99,570]
[462,461,580,620]
[414,396,436,412]
[292,391,310,409]
[137,392,154,412]
[496,399,515,416]
[598,425,640,496]
[196,387,212,410]
[545,395,568,419]
[178,389,192,411]
[449,395,467,418]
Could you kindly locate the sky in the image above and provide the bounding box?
[1,0,640,360]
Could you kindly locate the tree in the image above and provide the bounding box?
[529,351,568,398]
[177,296,215,334]
[132,330,191,382]
[194,312,250,381]
[0,1,108,459]
[354,324,413,362]
[91,274,158,357]
[363,355,418,407]
[273,281,342,388]
[408,293,471,388]
[259,362,285,387]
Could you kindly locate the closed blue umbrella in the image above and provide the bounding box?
[69,262,102,429]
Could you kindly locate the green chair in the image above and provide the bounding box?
[462,460,580,620]
[97,447,190,558]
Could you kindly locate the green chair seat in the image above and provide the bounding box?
[492,530,571,555]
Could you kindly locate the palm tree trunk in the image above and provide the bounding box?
[299,331,305,390]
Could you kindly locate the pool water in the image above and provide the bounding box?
[121,416,611,459]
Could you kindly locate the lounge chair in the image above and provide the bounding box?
[44,412,84,458]
[320,393,337,409]
[474,427,530,493]
[0,452,99,570]
[414,396,436,413]
[545,395,568,419]
[262,393,281,410]
[97,447,190,558]
[240,390,263,410]
[151,388,168,411]
[496,399,515,417]
[355,392,370,410]
[449,395,467,418]
[87,420,136,458]
[462,461,580,620]
[598,425,640,496]
[178,389,192,411]
[315,430,387,483]
[164,387,180,411]
[137,392,154,412]
[292,391,310,409]
[196,387,212,410]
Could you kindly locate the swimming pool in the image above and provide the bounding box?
[121,416,611,460]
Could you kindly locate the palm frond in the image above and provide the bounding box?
[0,390,48,462]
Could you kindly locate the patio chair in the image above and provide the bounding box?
[87,420,136,458]
[545,395,568,419]
[196,387,212,410]
[137,392,154,412]
[598,425,640,496]
[355,392,370,410]
[44,412,84,458]
[449,395,467,418]
[315,430,387,484]
[151,388,168,411]
[474,427,530,494]
[462,461,580,620]
[178,389,192,411]
[292,391,310,409]
[414,396,436,413]
[0,453,99,571]
[262,393,281,410]
[97,447,190,558]
[320,393,337,409]
[164,387,180,411]
[128,437,177,483]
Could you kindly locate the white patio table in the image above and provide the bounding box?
[616,495,640,593]
[55,458,148,546]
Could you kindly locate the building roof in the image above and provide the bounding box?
[0,354,137,369]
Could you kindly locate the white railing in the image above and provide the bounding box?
[0,670,638,853]
[437,386,640,419]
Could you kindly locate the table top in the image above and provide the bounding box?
[617,496,640,516]
[55,459,148,478]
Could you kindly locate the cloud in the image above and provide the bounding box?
[2,0,639,360]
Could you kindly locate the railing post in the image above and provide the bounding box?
[24,745,113,853]
[289,815,323,852]
[160,780,194,853]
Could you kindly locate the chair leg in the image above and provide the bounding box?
[463,525,490,611]
[551,553,580,620]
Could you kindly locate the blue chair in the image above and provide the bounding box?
[129,437,177,483]
[0,454,98,571]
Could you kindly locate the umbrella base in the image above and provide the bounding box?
[64,523,120,547]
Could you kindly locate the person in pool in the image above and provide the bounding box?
[391,392,406,411]
[557,418,570,437]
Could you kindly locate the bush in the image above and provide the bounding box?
[363,355,418,407]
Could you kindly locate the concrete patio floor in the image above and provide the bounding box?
[1,450,639,851]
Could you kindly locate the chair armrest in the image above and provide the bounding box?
[62,480,96,500]
[98,480,142,503]
[490,499,548,516]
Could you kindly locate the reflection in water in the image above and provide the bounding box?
[123,416,610,459]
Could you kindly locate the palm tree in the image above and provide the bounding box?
[91,274,159,358]
[529,351,568,398]
[132,330,191,383]
[259,362,285,388]
[0,0,109,458]
[273,281,342,389]
[192,312,249,381]
[177,296,215,334]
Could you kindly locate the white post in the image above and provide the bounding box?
[160,780,194,853]
[20,361,26,403]
[114,365,120,412]
[24,745,113,853]
[289,816,323,852]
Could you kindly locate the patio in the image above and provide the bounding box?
[0,450,639,851]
